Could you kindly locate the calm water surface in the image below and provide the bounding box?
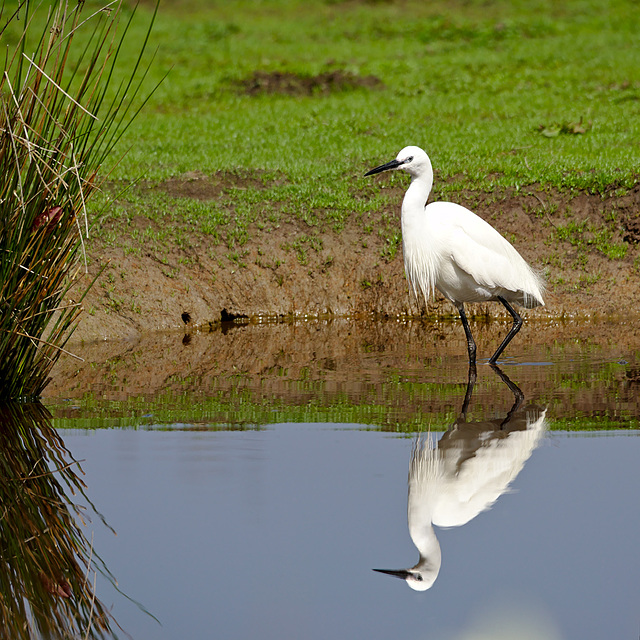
[43,319,640,639]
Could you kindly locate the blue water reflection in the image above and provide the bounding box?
[63,419,640,640]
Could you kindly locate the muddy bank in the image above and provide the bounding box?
[72,178,640,342]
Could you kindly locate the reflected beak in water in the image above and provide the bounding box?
[372,568,412,580]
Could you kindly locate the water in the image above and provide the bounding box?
[58,424,639,640]
[35,319,640,638]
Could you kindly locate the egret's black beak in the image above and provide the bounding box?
[364,158,403,177]
[373,568,411,580]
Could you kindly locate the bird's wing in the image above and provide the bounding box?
[446,216,530,295]
[433,413,547,528]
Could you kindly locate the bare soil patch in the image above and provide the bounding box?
[149,169,278,200]
[239,70,383,96]
[72,173,640,342]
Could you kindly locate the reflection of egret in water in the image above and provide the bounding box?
[0,402,120,638]
[375,366,547,591]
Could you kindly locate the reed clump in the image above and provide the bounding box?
[0,1,156,399]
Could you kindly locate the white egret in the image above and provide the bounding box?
[374,367,547,591]
[365,146,545,365]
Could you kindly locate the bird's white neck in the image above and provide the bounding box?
[409,521,442,585]
[401,170,433,221]
[408,468,441,580]
[399,170,437,302]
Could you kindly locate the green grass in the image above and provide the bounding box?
[555,219,629,259]
[60,0,638,248]
[109,1,640,179]
[7,0,639,263]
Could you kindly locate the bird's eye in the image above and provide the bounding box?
[414,574,423,581]
[406,156,414,163]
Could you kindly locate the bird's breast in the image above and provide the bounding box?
[401,223,440,301]
[401,213,471,303]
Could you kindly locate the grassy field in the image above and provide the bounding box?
[63,0,637,251]
[7,0,639,218]
[109,0,640,185]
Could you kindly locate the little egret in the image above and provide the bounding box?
[374,367,547,591]
[365,146,545,365]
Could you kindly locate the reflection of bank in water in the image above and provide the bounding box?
[0,402,119,639]
[45,318,640,432]
[375,366,547,591]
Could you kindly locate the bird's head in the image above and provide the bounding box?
[365,146,431,179]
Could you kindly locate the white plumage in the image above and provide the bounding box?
[374,373,547,591]
[366,146,544,364]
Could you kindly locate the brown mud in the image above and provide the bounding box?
[239,70,383,96]
[73,175,640,344]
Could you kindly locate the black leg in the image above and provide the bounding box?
[490,363,524,425]
[489,296,523,364]
[460,361,477,417]
[456,303,477,366]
